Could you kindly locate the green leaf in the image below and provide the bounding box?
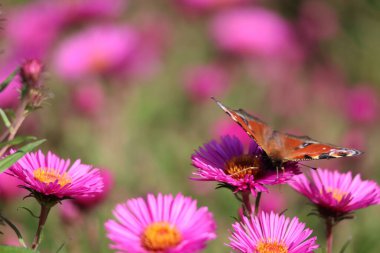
[0,136,38,149]
[0,109,11,128]
[0,68,19,93]
[0,139,46,173]
[0,246,37,253]
[339,239,351,253]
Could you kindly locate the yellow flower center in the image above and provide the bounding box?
[141,222,182,251]
[225,154,261,179]
[33,168,71,187]
[326,187,347,202]
[256,241,288,253]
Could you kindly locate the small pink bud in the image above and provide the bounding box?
[20,59,43,88]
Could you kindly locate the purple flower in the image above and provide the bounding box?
[191,136,300,195]
[228,211,319,253]
[105,193,216,253]
[289,169,380,220]
[8,150,103,201]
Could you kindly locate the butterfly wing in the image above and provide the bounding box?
[213,98,273,151]
[281,133,362,161]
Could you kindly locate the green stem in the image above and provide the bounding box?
[31,204,51,250]
[254,192,262,215]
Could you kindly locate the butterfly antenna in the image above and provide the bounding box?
[299,163,317,170]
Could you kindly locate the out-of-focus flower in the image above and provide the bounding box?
[20,59,43,88]
[260,188,286,212]
[212,118,252,146]
[54,24,138,80]
[344,85,379,124]
[298,0,339,42]
[184,64,230,102]
[0,172,24,202]
[71,82,105,117]
[59,0,127,26]
[59,200,83,225]
[228,211,319,253]
[6,2,61,58]
[105,193,216,253]
[8,150,103,203]
[289,169,380,222]
[191,136,300,195]
[72,169,113,210]
[210,8,303,61]
[0,67,22,109]
[175,0,248,13]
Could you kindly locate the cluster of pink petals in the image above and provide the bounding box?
[191,136,300,195]
[228,211,319,253]
[7,150,103,199]
[289,169,380,215]
[105,193,216,253]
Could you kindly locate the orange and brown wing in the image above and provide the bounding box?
[281,133,362,161]
[213,98,273,151]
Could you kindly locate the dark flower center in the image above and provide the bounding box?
[225,154,262,179]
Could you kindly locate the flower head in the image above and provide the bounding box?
[105,193,216,253]
[191,136,300,195]
[289,169,380,221]
[228,211,319,253]
[7,150,103,204]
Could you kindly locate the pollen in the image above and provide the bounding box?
[326,187,347,202]
[141,222,182,251]
[33,168,71,187]
[225,154,261,180]
[256,240,288,253]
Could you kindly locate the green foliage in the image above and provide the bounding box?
[0,68,19,93]
[0,139,46,173]
[0,246,37,253]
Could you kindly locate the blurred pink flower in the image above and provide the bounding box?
[72,169,113,210]
[0,173,24,202]
[210,8,304,61]
[0,66,22,109]
[71,82,105,117]
[228,211,318,252]
[260,188,286,213]
[344,85,379,124]
[54,24,138,80]
[6,1,61,58]
[212,118,252,146]
[184,64,230,102]
[59,200,83,225]
[175,0,248,13]
[298,0,339,42]
[290,169,380,220]
[105,193,216,252]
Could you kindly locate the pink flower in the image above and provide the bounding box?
[0,173,24,202]
[260,188,286,213]
[228,211,319,253]
[345,85,379,124]
[8,150,103,200]
[289,169,380,220]
[210,8,303,61]
[72,169,113,209]
[54,24,138,80]
[191,136,300,195]
[212,118,252,146]
[71,82,105,117]
[184,64,230,102]
[105,193,216,253]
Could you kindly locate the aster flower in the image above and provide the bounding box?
[8,150,103,203]
[228,211,319,253]
[289,169,380,221]
[105,193,216,253]
[191,135,300,195]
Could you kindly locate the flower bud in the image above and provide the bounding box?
[20,59,43,88]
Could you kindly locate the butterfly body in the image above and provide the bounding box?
[214,99,362,170]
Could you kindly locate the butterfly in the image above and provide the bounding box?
[213,98,362,170]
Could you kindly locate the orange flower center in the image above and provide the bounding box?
[225,154,261,179]
[90,51,109,72]
[256,240,288,253]
[326,187,347,202]
[141,222,182,251]
[33,168,71,187]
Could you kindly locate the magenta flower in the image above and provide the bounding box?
[191,136,300,195]
[289,169,380,220]
[105,193,216,253]
[71,82,105,117]
[345,85,379,124]
[183,64,230,102]
[53,24,138,80]
[228,211,319,253]
[7,150,103,202]
[0,172,24,202]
